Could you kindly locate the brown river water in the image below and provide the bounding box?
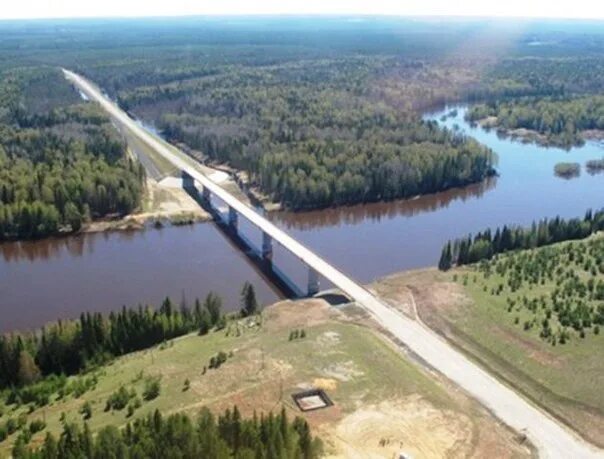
[1,106,602,332]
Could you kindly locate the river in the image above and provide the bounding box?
[1,106,602,332]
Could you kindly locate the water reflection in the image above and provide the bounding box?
[270,176,497,230]
[0,230,141,263]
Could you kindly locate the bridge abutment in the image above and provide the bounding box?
[307,267,320,296]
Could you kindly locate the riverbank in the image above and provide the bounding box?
[369,242,604,449]
[82,178,212,234]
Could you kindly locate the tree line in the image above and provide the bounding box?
[0,67,144,241]
[0,283,265,391]
[439,208,604,270]
[12,406,322,458]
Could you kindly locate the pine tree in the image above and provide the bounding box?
[438,241,453,271]
[241,282,259,317]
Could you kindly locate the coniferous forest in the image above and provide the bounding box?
[0,67,144,241]
[11,406,322,459]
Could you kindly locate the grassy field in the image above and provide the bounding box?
[0,300,530,458]
[374,234,604,448]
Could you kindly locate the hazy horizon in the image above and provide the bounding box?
[3,0,604,21]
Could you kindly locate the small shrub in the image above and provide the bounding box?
[208,351,228,370]
[80,401,92,420]
[28,419,46,434]
[106,386,133,411]
[5,418,18,435]
[14,429,32,448]
[142,377,161,401]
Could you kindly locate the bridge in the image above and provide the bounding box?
[64,69,602,459]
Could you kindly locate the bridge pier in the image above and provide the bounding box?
[202,186,211,203]
[262,231,273,261]
[181,170,196,193]
[307,267,320,296]
[228,206,238,232]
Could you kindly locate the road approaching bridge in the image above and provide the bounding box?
[64,69,603,459]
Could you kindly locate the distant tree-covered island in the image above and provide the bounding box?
[586,157,604,174]
[554,162,581,179]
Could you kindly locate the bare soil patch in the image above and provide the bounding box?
[371,269,468,328]
[262,299,337,332]
[83,178,210,234]
[331,397,527,459]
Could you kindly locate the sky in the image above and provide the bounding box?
[2,0,604,20]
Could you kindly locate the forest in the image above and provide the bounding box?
[0,20,602,216]
[0,67,144,241]
[117,57,496,209]
[11,406,322,459]
[439,208,604,269]
[466,96,604,147]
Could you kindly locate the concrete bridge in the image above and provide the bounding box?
[180,170,320,296]
[64,69,603,459]
[66,69,325,297]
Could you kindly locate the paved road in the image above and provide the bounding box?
[64,69,603,459]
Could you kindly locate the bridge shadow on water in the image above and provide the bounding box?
[185,185,305,300]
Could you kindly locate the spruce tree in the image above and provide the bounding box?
[240,282,259,317]
[438,241,453,271]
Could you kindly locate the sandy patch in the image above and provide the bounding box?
[331,397,473,459]
[317,331,342,347]
[478,116,498,128]
[209,170,230,183]
[583,129,604,141]
[158,176,184,188]
[313,378,338,391]
[147,180,206,214]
